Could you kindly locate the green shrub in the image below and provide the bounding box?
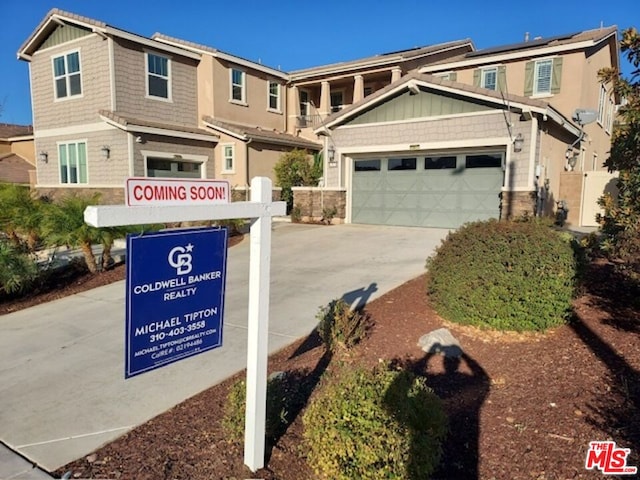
[0,238,38,295]
[321,206,337,225]
[426,219,579,331]
[290,204,302,223]
[222,372,296,445]
[316,299,366,352]
[303,365,447,480]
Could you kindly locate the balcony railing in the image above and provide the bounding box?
[296,114,323,129]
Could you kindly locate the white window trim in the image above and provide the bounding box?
[532,58,553,97]
[299,89,311,116]
[51,48,83,102]
[597,84,606,126]
[141,150,208,178]
[229,68,247,105]
[267,80,281,113]
[221,143,235,173]
[145,51,173,102]
[57,139,89,185]
[605,97,614,135]
[481,67,498,91]
[433,72,453,80]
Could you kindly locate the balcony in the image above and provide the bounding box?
[296,114,324,129]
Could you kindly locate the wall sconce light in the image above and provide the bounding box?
[100,145,110,160]
[38,151,48,163]
[567,154,578,171]
[327,145,335,162]
[513,133,524,153]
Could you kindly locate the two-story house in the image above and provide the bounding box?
[18,9,319,202]
[302,27,619,228]
[0,123,35,186]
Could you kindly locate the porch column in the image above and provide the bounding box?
[391,67,402,83]
[353,75,364,103]
[320,81,331,117]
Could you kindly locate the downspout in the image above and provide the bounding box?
[245,138,252,200]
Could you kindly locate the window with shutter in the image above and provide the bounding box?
[534,59,552,95]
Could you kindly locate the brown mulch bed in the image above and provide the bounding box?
[4,249,639,479]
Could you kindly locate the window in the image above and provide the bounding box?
[606,97,615,134]
[481,68,497,90]
[299,90,310,116]
[147,158,201,178]
[146,53,170,99]
[388,158,416,171]
[330,91,344,113]
[58,141,87,184]
[231,69,246,103]
[354,159,380,171]
[534,59,552,95]
[425,156,456,169]
[222,144,235,172]
[465,153,502,168]
[597,84,607,125]
[268,81,280,111]
[52,51,82,99]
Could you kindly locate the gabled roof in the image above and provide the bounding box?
[289,39,474,81]
[316,71,580,137]
[0,153,33,184]
[421,26,618,72]
[152,33,288,80]
[18,9,200,61]
[99,110,219,142]
[0,123,33,140]
[202,117,321,150]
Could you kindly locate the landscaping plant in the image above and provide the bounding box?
[273,149,321,212]
[426,219,579,331]
[303,364,447,480]
[316,298,367,352]
[0,238,38,295]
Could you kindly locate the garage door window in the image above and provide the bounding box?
[355,159,381,171]
[147,158,202,178]
[425,156,456,169]
[465,154,502,168]
[388,158,417,171]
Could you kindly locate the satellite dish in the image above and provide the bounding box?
[572,109,598,126]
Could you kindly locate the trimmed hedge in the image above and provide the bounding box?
[426,219,579,332]
[303,366,447,479]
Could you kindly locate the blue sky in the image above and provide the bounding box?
[1,0,638,125]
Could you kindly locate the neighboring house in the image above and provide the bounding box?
[300,27,619,228]
[0,123,35,186]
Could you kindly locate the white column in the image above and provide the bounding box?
[353,75,364,103]
[391,67,402,83]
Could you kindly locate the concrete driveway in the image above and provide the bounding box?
[0,223,448,471]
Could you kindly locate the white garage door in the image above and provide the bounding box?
[351,152,504,228]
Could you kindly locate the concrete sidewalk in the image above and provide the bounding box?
[0,223,448,476]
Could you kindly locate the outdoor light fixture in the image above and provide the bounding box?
[568,153,578,171]
[38,151,48,163]
[100,145,110,160]
[513,133,524,153]
[327,145,335,162]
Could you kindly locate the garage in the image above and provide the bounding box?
[351,151,504,228]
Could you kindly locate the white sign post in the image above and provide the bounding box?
[84,176,285,472]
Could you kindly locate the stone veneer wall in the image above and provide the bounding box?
[35,187,125,204]
[292,187,346,223]
[231,187,281,202]
[500,190,537,220]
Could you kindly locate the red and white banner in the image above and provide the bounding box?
[126,178,230,207]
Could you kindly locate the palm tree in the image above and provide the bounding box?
[42,193,105,274]
[0,238,38,295]
[0,184,45,251]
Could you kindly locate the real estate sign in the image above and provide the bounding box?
[125,227,228,378]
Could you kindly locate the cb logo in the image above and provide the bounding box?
[168,243,193,275]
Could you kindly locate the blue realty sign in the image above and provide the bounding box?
[125,227,228,378]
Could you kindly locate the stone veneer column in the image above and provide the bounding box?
[353,75,364,103]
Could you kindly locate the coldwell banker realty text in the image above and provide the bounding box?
[125,227,228,378]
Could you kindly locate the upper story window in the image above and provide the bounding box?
[222,144,235,172]
[268,81,281,111]
[481,67,497,90]
[231,69,246,103]
[330,91,344,113]
[299,90,310,116]
[605,97,615,134]
[146,53,171,100]
[58,141,87,184]
[52,51,82,99]
[597,84,607,125]
[524,58,562,97]
[534,59,553,95]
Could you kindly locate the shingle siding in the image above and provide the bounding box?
[113,38,198,126]
[31,34,111,130]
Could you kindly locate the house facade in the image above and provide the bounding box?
[18,10,618,227]
[0,123,35,186]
